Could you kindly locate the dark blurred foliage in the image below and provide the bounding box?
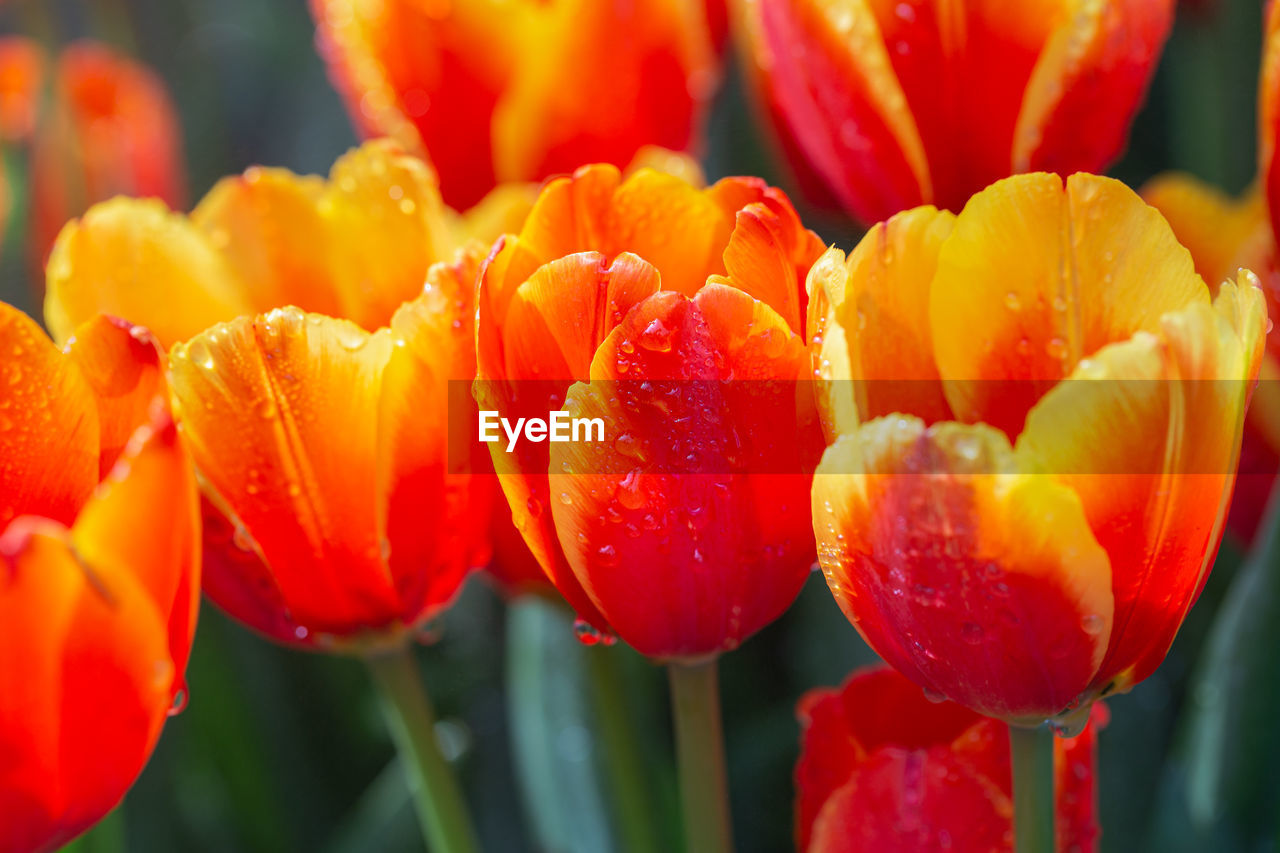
[0,0,1275,851]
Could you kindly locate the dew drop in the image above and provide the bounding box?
[1081,613,1105,635]
[573,618,617,646]
[638,318,674,353]
[922,687,948,704]
[168,685,189,717]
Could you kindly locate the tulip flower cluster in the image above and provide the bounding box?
[0,1,1272,852]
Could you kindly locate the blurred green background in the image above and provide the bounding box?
[0,0,1276,851]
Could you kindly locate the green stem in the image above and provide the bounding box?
[668,659,733,853]
[588,644,661,853]
[366,646,479,853]
[1009,723,1055,853]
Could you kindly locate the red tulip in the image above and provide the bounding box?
[734,0,1173,224]
[0,304,200,852]
[476,162,826,659]
[795,666,1105,853]
[0,36,43,142]
[311,0,721,209]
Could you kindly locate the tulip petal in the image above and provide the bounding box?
[325,141,454,330]
[1016,277,1266,694]
[806,748,1010,853]
[0,303,98,530]
[191,167,342,317]
[814,416,1113,721]
[740,0,930,223]
[169,308,401,637]
[709,177,825,333]
[70,411,200,683]
[44,198,252,348]
[0,520,172,852]
[550,290,813,658]
[1014,0,1173,179]
[1142,173,1267,292]
[930,172,1208,437]
[795,667,983,851]
[377,250,489,624]
[492,0,716,190]
[63,315,167,477]
[815,205,955,424]
[310,0,522,209]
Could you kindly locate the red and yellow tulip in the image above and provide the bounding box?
[44,140,525,649]
[810,172,1266,725]
[310,0,721,209]
[733,0,1174,224]
[795,666,1104,853]
[475,162,826,659]
[0,304,199,852]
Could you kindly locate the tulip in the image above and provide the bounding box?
[0,303,199,853]
[733,0,1174,224]
[795,666,1105,853]
[30,41,186,269]
[475,161,825,851]
[42,140,534,853]
[811,172,1266,728]
[1142,175,1280,540]
[310,0,721,209]
[0,36,43,142]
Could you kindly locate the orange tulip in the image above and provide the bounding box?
[0,36,43,142]
[733,0,1174,224]
[475,162,826,659]
[30,41,186,269]
[44,140,527,648]
[810,172,1266,725]
[0,303,199,852]
[795,666,1104,853]
[310,0,721,209]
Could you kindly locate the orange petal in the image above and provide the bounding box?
[1142,173,1268,292]
[376,250,489,624]
[736,0,930,223]
[168,308,401,638]
[69,410,200,689]
[309,0,523,209]
[0,302,98,530]
[492,0,717,188]
[1016,275,1266,694]
[44,198,252,348]
[929,172,1209,437]
[709,177,825,333]
[813,416,1113,722]
[0,37,44,142]
[1014,0,1173,177]
[813,205,955,425]
[0,518,174,852]
[191,166,342,317]
[63,315,167,477]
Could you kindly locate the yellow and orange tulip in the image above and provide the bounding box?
[810,172,1266,725]
[45,140,525,648]
[0,303,199,852]
[734,0,1174,224]
[310,0,721,209]
[476,162,826,659]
